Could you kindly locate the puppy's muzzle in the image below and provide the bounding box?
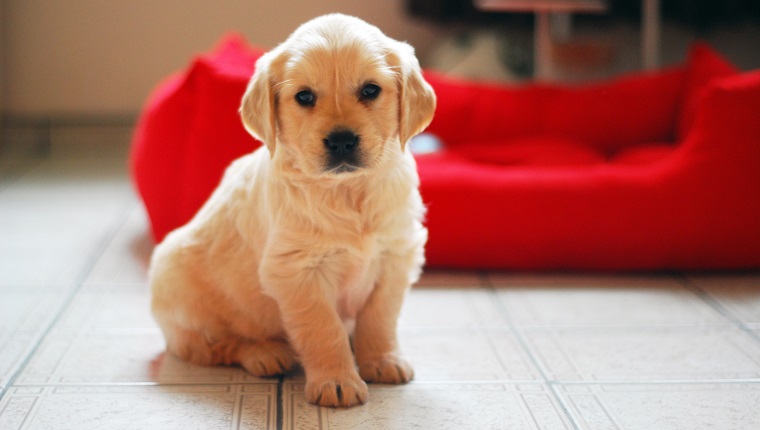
[323,129,363,173]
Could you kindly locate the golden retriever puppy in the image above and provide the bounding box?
[149,14,435,408]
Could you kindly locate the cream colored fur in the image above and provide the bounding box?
[149,14,435,408]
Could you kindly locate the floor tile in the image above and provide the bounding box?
[556,383,760,430]
[54,283,154,332]
[0,384,277,430]
[283,327,542,384]
[687,274,760,325]
[399,328,541,381]
[0,249,90,287]
[492,275,727,327]
[523,326,760,382]
[15,330,270,385]
[282,382,572,430]
[0,159,134,287]
[14,284,270,385]
[399,288,506,327]
[0,287,71,388]
[0,287,69,333]
[0,332,43,389]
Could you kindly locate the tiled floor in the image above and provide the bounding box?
[1,145,760,429]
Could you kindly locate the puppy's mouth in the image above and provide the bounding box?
[328,163,361,174]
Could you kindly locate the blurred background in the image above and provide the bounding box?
[1,0,759,133]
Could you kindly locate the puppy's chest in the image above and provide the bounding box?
[283,186,413,323]
[328,232,387,327]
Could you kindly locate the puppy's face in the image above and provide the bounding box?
[276,40,399,175]
[241,15,436,178]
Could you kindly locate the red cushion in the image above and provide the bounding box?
[676,42,739,141]
[423,71,551,148]
[544,68,684,154]
[130,35,263,242]
[448,136,605,167]
[425,66,685,155]
[418,70,760,270]
[612,143,676,165]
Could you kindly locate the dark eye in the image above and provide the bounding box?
[295,90,315,107]
[359,83,381,101]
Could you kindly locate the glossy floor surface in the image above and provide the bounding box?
[1,143,759,429]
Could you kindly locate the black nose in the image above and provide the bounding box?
[323,130,360,155]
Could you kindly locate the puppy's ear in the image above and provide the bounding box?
[390,41,436,149]
[240,51,282,156]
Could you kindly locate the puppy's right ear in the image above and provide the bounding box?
[240,52,281,156]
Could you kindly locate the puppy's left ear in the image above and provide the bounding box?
[391,41,436,149]
[240,51,283,156]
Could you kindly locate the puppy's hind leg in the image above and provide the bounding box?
[160,322,297,377]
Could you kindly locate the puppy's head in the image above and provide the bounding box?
[240,14,436,177]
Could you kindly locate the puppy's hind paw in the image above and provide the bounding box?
[359,355,414,384]
[239,340,297,378]
[306,373,368,408]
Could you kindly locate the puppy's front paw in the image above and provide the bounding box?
[306,373,368,407]
[358,355,414,384]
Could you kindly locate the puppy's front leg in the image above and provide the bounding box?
[260,248,367,408]
[354,253,417,384]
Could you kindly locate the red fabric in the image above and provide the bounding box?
[130,35,265,240]
[611,143,676,165]
[448,137,605,167]
[424,66,685,155]
[676,42,740,141]
[130,36,760,269]
[418,70,760,269]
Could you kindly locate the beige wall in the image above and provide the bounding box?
[1,0,442,117]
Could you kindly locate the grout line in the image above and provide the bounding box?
[276,375,284,430]
[5,378,760,389]
[0,199,137,403]
[480,273,582,430]
[678,274,760,345]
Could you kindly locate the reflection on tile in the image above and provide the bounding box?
[84,205,154,285]
[0,384,277,430]
[524,327,760,382]
[557,383,760,430]
[493,278,726,327]
[400,328,540,381]
[688,274,760,325]
[283,382,572,430]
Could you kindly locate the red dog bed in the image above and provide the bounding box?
[131,36,760,270]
